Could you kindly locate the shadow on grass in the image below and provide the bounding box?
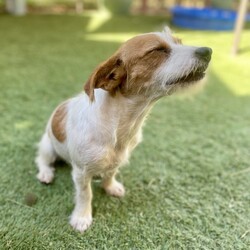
[238,46,250,54]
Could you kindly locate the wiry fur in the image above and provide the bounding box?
[35,27,212,232]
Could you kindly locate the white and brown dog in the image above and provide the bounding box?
[36,28,212,232]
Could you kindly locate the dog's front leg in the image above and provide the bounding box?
[70,165,93,233]
[102,170,125,197]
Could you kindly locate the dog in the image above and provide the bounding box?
[35,27,212,232]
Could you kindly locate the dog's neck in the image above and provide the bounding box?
[93,90,155,148]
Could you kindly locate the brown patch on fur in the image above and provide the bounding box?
[51,102,68,142]
[119,34,171,96]
[84,55,127,102]
[120,34,170,61]
[84,33,171,100]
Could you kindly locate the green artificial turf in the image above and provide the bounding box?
[0,13,250,249]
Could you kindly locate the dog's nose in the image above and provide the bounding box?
[194,47,212,62]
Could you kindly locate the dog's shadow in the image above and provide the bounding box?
[54,159,71,180]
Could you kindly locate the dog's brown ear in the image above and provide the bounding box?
[84,55,127,102]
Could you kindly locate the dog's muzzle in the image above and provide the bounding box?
[167,47,212,86]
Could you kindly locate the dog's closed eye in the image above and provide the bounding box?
[154,47,170,54]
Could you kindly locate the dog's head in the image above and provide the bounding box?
[84,27,212,101]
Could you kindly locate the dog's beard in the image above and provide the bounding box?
[165,74,208,97]
[166,63,208,86]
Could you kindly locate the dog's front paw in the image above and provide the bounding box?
[37,168,54,184]
[104,180,125,197]
[70,214,92,233]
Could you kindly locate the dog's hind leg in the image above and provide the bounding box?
[35,132,56,184]
[102,170,125,197]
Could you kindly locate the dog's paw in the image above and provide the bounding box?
[37,169,54,184]
[104,180,125,197]
[70,214,92,233]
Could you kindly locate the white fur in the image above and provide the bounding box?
[36,29,211,232]
[154,29,209,95]
[36,91,152,232]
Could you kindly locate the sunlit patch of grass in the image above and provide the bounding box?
[15,121,34,130]
[84,32,138,42]
[86,9,112,32]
